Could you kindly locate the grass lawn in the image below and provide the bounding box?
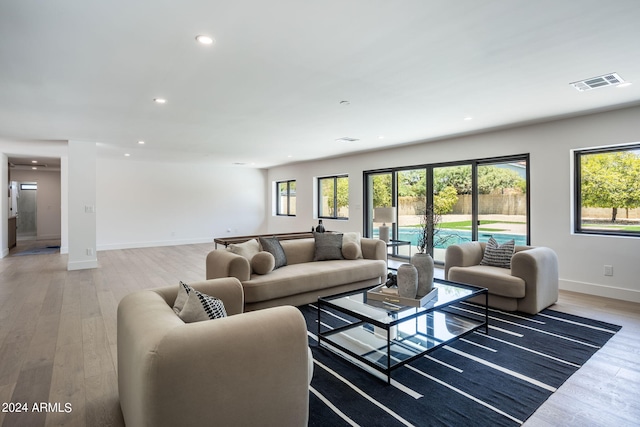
[404,220,525,232]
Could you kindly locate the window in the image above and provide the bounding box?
[318,175,349,219]
[364,155,529,263]
[575,144,640,237]
[276,180,296,216]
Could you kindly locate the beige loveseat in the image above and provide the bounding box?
[444,241,559,314]
[117,278,311,427]
[206,237,387,311]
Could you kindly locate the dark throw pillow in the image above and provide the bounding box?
[259,237,287,269]
[480,237,515,268]
[313,232,344,261]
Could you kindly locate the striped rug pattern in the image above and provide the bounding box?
[299,302,621,427]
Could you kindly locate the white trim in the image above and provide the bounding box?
[97,237,213,252]
[560,279,640,304]
[67,259,98,270]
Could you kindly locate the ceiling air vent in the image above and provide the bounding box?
[570,73,625,92]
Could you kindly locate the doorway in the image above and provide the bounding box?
[15,181,38,240]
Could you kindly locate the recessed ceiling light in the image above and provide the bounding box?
[339,100,350,106]
[195,35,214,45]
[154,98,166,104]
[378,135,385,139]
[124,153,131,157]
[464,116,473,121]
[138,140,145,144]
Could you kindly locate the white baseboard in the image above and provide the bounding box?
[37,234,61,240]
[97,237,213,252]
[1,248,9,258]
[559,279,640,303]
[67,259,98,271]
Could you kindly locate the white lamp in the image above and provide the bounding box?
[374,207,396,243]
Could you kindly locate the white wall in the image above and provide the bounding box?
[68,141,97,270]
[10,169,62,240]
[266,105,640,303]
[96,158,267,250]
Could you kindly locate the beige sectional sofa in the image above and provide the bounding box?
[206,236,387,311]
[117,278,311,427]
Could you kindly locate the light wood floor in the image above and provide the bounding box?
[0,244,638,427]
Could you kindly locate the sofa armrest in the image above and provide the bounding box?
[361,237,387,262]
[444,241,484,279]
[153,278,245,316]
[206,249,251,282]
[118,294,310,427]
[511,247,559,314]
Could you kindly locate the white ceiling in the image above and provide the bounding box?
[1,0,640,168]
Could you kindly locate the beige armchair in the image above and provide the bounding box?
[117,277,311,427]
[444,242,559,314]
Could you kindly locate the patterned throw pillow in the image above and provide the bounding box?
[259,237,287,269]
[173,281,191,314]
[313,232,344,261]
[480,237,515,268]
[178,288,227,323]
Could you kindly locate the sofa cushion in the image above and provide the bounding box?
[281,239,315,265]
[342,232,363,259]
[229,239,260,261]
[178,288,227,323]
[480,237,515,268]
[313,232,344,261]
[448,265,525,298]
[259,237,287,269]
[243,259,386,303]
[252,251,275,275]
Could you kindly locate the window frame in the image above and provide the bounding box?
[276,179,296,216]
[318,174,349,220]
[363,154,530,260]
[574,143,640,238]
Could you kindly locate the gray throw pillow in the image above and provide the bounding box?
[259,237,287,269]
[480,237,515,268]
[313,232,344,261]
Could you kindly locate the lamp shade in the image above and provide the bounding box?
[374,207,396,224]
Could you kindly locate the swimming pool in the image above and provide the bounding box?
[378,227,527,248]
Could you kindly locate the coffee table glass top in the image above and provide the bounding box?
[319,278,484,326]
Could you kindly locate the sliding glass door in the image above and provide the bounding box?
[364,155,529,264]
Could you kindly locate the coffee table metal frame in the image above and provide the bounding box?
[317,278,488,383]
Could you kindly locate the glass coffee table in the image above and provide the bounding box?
[317,278,488,383]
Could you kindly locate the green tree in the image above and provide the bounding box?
[371,174,391,207]
[581,151,640,221]
[478,166,524,194]
[434,186,458,214]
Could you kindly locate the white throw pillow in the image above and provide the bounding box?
[228,239,260,261]
[342,232,363,259]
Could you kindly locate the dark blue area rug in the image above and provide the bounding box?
[299,302,621,427]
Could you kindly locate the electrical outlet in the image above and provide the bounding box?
[604,265,613,276]
[86,248,94,256]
